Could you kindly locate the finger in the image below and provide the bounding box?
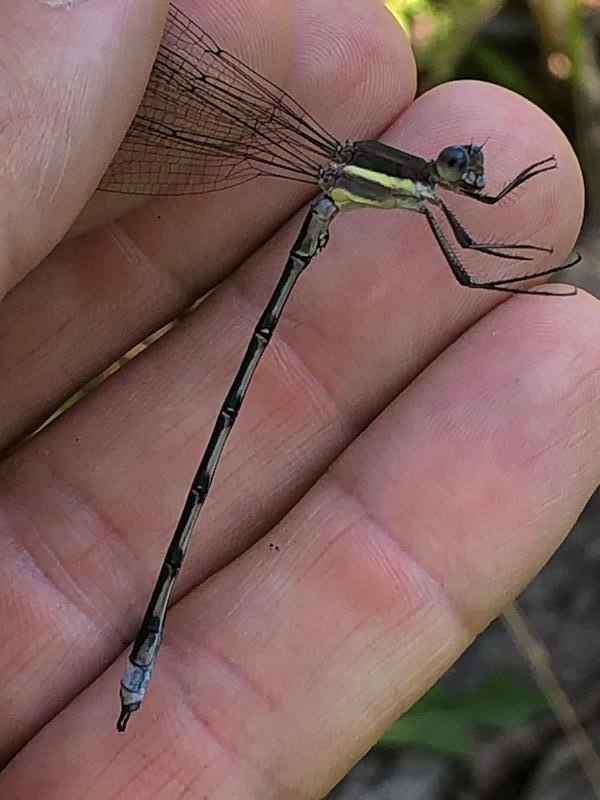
[0,0,414,450]
[0,0,168,297]
[0,80,584,758]
[398,80,583,290]
[3,289,599,798]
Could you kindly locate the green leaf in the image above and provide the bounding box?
[378,673,547,759]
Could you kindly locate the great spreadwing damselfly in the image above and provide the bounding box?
[100,3,580,732]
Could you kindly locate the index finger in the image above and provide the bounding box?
[0,0,167,297]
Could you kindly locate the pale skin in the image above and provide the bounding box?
[0,0,598,797]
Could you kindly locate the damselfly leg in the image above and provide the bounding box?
[465,156,559,205]
[437,199,553,260]
[424,205,578,296]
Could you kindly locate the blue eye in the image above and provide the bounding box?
[436,146,468,182]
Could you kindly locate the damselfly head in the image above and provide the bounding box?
[434,144,485,193]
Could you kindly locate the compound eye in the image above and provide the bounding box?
[436,146,468,182]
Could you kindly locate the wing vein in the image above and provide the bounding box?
[100,4,341,196]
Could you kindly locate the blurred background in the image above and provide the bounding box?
[329,1,600,798]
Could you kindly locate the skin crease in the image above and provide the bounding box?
[0,0,598,797]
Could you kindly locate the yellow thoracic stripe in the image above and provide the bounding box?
[330,187,386,208]
[330,164,420,209]
[342,164,417,193]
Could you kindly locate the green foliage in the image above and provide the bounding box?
[378,673,547,759]
[384,0,583,135]
[386,0,505,89]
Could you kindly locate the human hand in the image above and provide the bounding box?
[1,0,597,797]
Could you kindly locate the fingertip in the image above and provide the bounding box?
[291,0,416,139]
[382,79,583,266]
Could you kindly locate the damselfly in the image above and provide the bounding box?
[102,3,579,732]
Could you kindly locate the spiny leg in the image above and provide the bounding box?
[116,196,339,733]
[438,198,552,262]
[478,252,581,287]
[468,156,558,205]
[423,207,576,296]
